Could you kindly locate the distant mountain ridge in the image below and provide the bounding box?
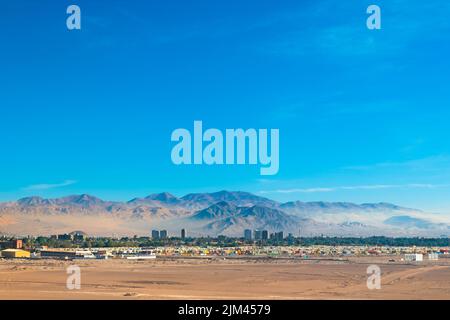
[11,192,417,213]
[128,192,182,207]
[1,191,449,237]
[181,191,277,208]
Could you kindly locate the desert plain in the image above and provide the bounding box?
[0,256,449,300]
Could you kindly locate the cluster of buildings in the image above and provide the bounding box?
[50,232,87,241]
[151,229,187,240]
[152,245,450,261]
[0,242,448,261]
[244,229,292,241]
[151,230,168,239]
[21,247,156,260]
[1,232,449,261]
[149,229,292,242]
[83,245,443,261]
[150,229,290,242]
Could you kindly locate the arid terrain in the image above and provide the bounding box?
[0,256,449,300]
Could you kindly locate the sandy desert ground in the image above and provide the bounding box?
[0,256,449,300]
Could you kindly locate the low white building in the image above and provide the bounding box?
[428,253,439,261]
[405,253,423,262]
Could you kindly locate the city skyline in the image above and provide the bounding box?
[0,1,449,303]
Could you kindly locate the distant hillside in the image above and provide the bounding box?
[203,205,298,235]
[279,201,419,216]
[191,201,240,220]
[181,191,278,209]
[128,192,183,207]
[0,190,448,237]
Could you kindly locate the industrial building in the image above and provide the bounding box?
[0,239,23,250]
[1,249,30,259]
[40,250,77,260]
[40,250,95,260]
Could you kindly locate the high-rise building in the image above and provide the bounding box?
[151,230,160,239]
[262,230,269,240]
[181,229,186,239]
[275,231,284,241]
[244,229,252,241]
[160,230,168,239]
[254,230,262,240]
[57,234,73,241]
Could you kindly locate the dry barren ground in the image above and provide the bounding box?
[0,257,449,300]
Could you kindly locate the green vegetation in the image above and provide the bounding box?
[8,235,449,249]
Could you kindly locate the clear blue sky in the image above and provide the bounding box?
[1,0,450,213]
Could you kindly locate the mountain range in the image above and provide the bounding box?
[0,191,449,237]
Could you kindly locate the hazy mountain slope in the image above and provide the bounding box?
[181,191,278,209]
[279,200,428,226]
[0,191,448,237]
[384,215,450,230]
[127,192,183,207]
[203,205,298,235]
[280,201,420,217]
[190,201,240,220]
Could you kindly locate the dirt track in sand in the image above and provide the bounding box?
[0,257,449,300]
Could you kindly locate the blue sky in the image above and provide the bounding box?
[1,0,450,213]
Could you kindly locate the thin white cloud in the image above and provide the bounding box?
[260,183,449,194]
[23,180,77,191]
[272,187,336,193]
[343,155,450,171]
